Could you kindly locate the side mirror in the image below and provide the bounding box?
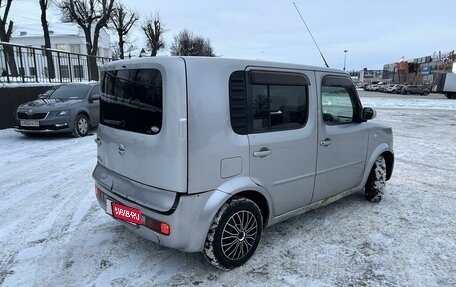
[90,94,100,101]
[362,107,376,120]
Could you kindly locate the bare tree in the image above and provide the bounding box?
[110,2,137,60]
[58,0,115,80]
[39,0,56,79]
[0,0,18,76]
[170,29,215,57]
[142,13,165,56]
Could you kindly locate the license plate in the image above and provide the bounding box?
[107,199,142,225]
[20,120,40,127]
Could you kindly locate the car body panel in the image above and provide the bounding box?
[92,57,394,254]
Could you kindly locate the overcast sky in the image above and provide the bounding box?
[6,0,456,70]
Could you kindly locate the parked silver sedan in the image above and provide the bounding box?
[14,83,100,137]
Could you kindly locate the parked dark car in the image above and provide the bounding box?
[14,83,100,137]
[402,85,430,96]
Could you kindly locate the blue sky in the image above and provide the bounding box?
[5,0,456,70]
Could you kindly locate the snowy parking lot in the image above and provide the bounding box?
[1,91,455,287]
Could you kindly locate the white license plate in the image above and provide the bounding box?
[20,120,40,127]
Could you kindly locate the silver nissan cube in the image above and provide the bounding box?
[93,57,394,269]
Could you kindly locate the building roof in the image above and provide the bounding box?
[12,23,82,38]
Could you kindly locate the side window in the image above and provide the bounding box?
[249,70,308,133]
[321,76,360,125]
[91,86,100,96]
[252,85,307,131]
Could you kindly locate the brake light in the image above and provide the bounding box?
[95,186,101,198]
[160,223,170,236]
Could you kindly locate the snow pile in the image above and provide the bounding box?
[0,92,455,286]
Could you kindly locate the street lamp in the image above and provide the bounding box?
[343,50,348,71]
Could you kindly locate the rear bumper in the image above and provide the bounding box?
[93,164,227,252]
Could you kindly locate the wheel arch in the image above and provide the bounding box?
[76,109,91,124]
[232,190,270,227]
[211,176,273,228]
[362,144,394,186]
[382,150,394,181]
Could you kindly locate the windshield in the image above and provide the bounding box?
[49,85,91,100]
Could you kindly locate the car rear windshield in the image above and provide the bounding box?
[100,69,163,135]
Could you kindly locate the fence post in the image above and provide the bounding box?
[77,54,82,82]
[68,53,73,82]
[87,55,91,82]
[57,51,62,83]
[32,49,38,83]
[18,47,25,83]
[3,45,10,83]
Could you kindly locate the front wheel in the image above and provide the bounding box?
[204,197,263,270]
[364,155,387,202]
[72,114,90,137]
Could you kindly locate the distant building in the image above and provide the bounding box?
[3,23,111,81]
[382,50,456,85]
[11,23,111,58]
[359,69,383,84]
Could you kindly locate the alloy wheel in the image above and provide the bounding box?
[221,210,258,260]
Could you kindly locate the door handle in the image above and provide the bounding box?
[253,148,271,158]
[320,138,332,147]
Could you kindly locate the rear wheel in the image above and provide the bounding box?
[72,114,90,137]
[365,156,387,202]
[204,197,263,270]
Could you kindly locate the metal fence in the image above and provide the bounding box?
[0,42,111,84]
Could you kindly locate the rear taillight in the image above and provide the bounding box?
[145,217,170,236]
[95,186,102,198]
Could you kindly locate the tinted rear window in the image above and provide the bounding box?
[100,69,162,135]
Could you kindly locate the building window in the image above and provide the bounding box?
[29,67,36,76]
[27,46,34,57]
[70,44,80,54]
[56,44,69,51]
[73,65,84,79]
[60,65,69,78]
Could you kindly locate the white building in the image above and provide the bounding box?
[4,23,111,82]
[11,23,111,57]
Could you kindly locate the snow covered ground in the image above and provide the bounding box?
[1,92,455,287]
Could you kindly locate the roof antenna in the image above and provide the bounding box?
[293,2,329,68]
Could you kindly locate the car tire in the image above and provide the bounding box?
[72,114,90,137]
[423,91,429,96]
[204,197,263,270]
[365,155,387,202]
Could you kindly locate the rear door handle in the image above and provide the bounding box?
[320,138,332,147]
[253,148,271,158]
